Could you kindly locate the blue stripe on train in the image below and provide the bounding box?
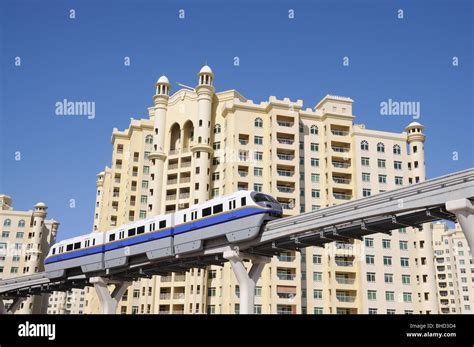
[45,207,277,265]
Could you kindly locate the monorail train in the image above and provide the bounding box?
[44,191,282,279]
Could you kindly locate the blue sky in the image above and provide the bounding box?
[1,0,472,241]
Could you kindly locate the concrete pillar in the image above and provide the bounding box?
[446,199,474,251]
[224,248,270,314]
[90,277,131,314]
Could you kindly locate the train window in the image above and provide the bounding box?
[202,207,212,217]
[119,231,125,239]
[213,204,223,214]
[74,242,81,250]
[159,220,166,229]
[93,239,96,246]
[233,200,236,209]
[128,228,136,237]
[59,246,64,253]
[183,214,187,223]
[241,197,247,206]
[229,201,232,210]
[52,248,56,255]
[137,226,145,234]
[109,234,116,242]
[66,244,73,252]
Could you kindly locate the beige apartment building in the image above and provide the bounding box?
[432,223,474,314]
[83,65,471,314]
[47,289,85,314]
[0,194,59,313]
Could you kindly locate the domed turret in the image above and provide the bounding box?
[198,65,214,86]
[155,75,170,96]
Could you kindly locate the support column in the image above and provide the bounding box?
[90,277,131,314]
[0,297,26,314]
[446,199,474,251]
[224,247,270,314]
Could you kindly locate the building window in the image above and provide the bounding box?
[363,189,371,197]
[395,176,403,185]
[377,142,385,153]
[382,239,391,249]
[16,232,24,239]
[394,161,402,170]
[383,256,392,266]
[368,308,377,315]
[142,181,149,189]
[254,151,263,161]
[361,157,369,166]
[366,255,375,265]
[211,188,219,198]
[377,159,386,168]
[361,140,369,151]
[384,273,393,283]
[365,238,374,247]
[254,136,263,145]
[310,143,318,152]
[310,125,318,135]
[254,167,263,176]
[400,241,408,250]
[362,173,370,182]
[313,255,321,264]
[400,258,409,267]
[368,290,377,300]
[311,158,319,167]
[311,189,320,199]
[401,275,410,285]
[145,135,153,144]
[254,184,263,192]
[212,172,220,181]
[393,144,401,155]
[311,174,319,183]
[143,166,150,175]
[314,307,323,314]
[313,290,322,299]
[367,272,376,282]
[3,219,11,227]
[214,124,221,134]
[313,272,322,282]
[403,292,412,303]
[139,210,146,219]
[213,142,221,150]
[254,118,263,128]
[18,220,25,228]
[386,291,395,302]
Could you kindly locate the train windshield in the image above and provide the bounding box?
[253,193,278,203]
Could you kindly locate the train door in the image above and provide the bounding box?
[226,198,237,220]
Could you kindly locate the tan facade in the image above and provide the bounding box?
[83,66,469,314]
[47,289,85,314]
[0,194,59,313]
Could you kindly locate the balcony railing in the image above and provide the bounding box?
[173,310,184,314]
[181,162,191,168]
[277,121,294,127]
[174,275,186,282]
[180,177,191,183]
[277,273,296,280]
[169,149,179,155]
[277,293,296,299]
[333,177,351,184]
[167,179,178,185]
[239,155,249,162]
[173,293,185,300]
[335,260,354,267]
[331,130,349,136]
[277,170,294,177]
[277,154,294,161]
[166,195,177,201]
[159,293,171,300]
[332,146,350,153]
[336,295,356,302]
[332,162,350,169]
[179,193,190,199]
[277,138,294,145]
[277,310,294,315]
[168,163,179,170]
[278,255,296,262]
[161,276,172,282]
[239,139,249,145]
[334,193,352,200]
[238,171,248,177]
[280,203,294,210]
[335,278,355,285]
[277,186,295,193]
[158,311,170,315]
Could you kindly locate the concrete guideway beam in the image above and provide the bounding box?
[90,277,131,314]
[224,247,270,314]
[446,199,474,251]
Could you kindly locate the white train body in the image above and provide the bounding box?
[44,191,282,279]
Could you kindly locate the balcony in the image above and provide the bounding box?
[332,161,351,169]
[161,276,172,282]
[238,170,248,177]
[179,193,190,199]
[181,161,191,168]
[332,146,350,153]
[335,277,355,285]
[335,259,354,267]
[167,178,178,185]
[169,148,180,155]
[277,154,295,161]
[159,293,171,300]
[336,295,356,303]
[166,195,177,201]
[280,203,294,210]
[277,170,294,177]
[333,177,351,184]
[277,138,294,145]
[277,273,296,281]
[277,121,294,127]
[158,310,170,315]
[173,293,185,300]
[277,186,295,194]
[278,255,296,262]
[174,275,186,282]
[333,193,352,201]
[180,177,191,184]
[168,163,179,170]
[331,130,349,136]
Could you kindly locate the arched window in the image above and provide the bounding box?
[393,144,401,155]
[3,219,11,227]
[18,220,25,228]
[361,140,369,151]
[254,118,263,128]
[377,142,385,153]
[145,135,153,144]
[310,125,318,135]
[457,241,463,248]
[214,124,221,134]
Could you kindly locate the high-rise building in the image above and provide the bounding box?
[432,223,474,314]
[0,194,59,313]
[83,65,467,314]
